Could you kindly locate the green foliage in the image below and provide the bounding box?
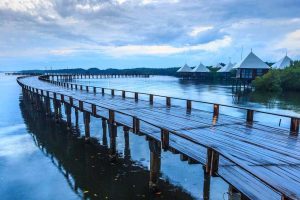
[253,60,300,92]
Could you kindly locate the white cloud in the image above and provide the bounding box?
[189,26,214,37]
[275,29,300,55]
[48,35,232,57]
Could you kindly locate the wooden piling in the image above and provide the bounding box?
[161,129,169,151]
[149,139,161,191]
[83,111,90,140]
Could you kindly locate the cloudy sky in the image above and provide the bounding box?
[1,0,300,70]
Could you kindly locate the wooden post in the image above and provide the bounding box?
[123,126,130,159]
[61,94,64,102]
[122,90,126,98]
[75,84,78,90]
[109,109,115,124]
[213,104,219,117]
[246,109,254,123]
[102,88,105,95]
[102,118,108,146]
[79,100,83,111]
[161,129,169,151]
[65,103,72,129]
[69,97,73,106]
[290,117,299,134]
[86,86,89,92]
[134,92,138,101]
[149,139,161,191]
[166,97,171,107]
[203,167,211,200]
[133,116,140,133]
[187,100,192,111]
[111,89,114,96]
[108,123,117,161]
[80,85,83,90]
[75,108,79,127]
[83,112,90,140]
[92,104,97,116]
[206,148,219,176]
[149,94,154,105]
[93,87,96,93]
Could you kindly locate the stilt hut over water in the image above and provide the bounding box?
[233,51,270,81]
[272,55,293,69]
[177,64,193,78]
[218,61,235,80]
[192,62,209,79]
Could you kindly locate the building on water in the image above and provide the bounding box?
[177,64,193,78]
[192,62,210,79]
[217,61,235,80]
[272,55,293,69]
[233,51,270,82]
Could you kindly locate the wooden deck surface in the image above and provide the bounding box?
[19,76,300,200]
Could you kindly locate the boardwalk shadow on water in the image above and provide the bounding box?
[19,94,195,200]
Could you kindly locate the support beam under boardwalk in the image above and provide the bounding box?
[148,139,161,192]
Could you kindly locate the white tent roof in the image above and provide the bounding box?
[272,55,293,69]
[233,52,270,69]
[218,62,235,72]
[177,64,193,72]
[192,63,209,72]
[212,63,223,69]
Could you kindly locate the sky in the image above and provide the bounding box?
[0,0,300,71]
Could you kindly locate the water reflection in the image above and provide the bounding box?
[20,93,194,200]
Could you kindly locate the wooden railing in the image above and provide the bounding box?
[40,75,300,134]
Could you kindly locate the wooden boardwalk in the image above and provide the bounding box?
[17,75,300,200]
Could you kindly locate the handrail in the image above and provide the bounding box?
[17,75,296,199]
[40,75,300,132]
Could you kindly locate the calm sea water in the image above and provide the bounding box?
[1,74,300,200]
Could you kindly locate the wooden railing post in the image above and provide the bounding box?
[80,85,83,90]
[122,90,126,98]
[161,129,169,150]
[166,97,171,107]
[149,94,154,105]
[135,92,138,101]
[102,88,105,95]
[86,86,89,92]
[93,87,96,93]
[213,104,219,117]
[246,109,254,123]
[290,117,300,134]
[111,89,114,96]
[61,94,64,102]
[187,100,192,111]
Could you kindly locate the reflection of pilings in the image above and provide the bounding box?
[83,111,90,140]
[228,185,241,200]
[75,108,79,127]
[123,126,131,159]
[149,139,161,191]
[65,103,72,129]
[102,118,108,146]
[108,123,117,161]
[203,167,211,200]
[53,99,60,123]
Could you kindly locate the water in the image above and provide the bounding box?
[1,74,300,200]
